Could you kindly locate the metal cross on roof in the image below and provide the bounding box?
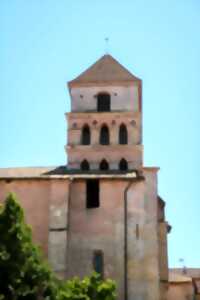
[105,37,109,54]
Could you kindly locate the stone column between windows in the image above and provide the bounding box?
[110,125,118,145]
[127,125,134,145]
[91,127,99,145]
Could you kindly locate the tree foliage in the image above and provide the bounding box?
[0,193,57,300]
[0,193,116,300]
[57,273,116,300]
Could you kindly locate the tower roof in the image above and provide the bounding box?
[68,54,141,87]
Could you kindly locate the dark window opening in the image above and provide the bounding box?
[93,250,104,278]
[136,224,139,239]
[5,179,12,184]
[119,159,128,171]
[80,160,90,171]
[82,125,90,145]
[97,93,111,112]
[86,179,99,208]
[100,159,109,171]
[119,124,128,145]
[100,125,109,145]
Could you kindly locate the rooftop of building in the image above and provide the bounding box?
[169,268,200,283]
[0,166,159,180]
[0,166,139,179]
[68,54,141,87]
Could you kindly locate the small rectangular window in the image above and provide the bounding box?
[136,224,139,239]
[93,250,104,278]
[86,179,99,208]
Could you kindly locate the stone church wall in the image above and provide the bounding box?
[0,177,69,274]
[66,110,142,170]
[70,85,139,112]
[0,171,165,300]
[67,111,141,146]
[167,282,194,300]
[0,179,51,254]
[126,170,160,300]
[66,179,126,300]
[66,170,160,300]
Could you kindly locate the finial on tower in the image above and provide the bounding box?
[104,37,109,54]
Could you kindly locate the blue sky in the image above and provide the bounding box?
[0,0,200,268]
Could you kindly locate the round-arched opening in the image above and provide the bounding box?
[80,160,90,171]
[119,124,128,145]
[100,125,109,145]
[97,93,111,112]
[119,159,128,171]
[82,125,90,145]
[99,159,109,171]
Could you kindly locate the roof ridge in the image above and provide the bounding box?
[68,54,141,86]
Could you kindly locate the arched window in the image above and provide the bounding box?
[82,125,90,145]
[119,159,128,171]
[100,159,109,171]
[119,124,128,144]
[97,93,111,112]
[100,125,109,145]
[80,160,90,171]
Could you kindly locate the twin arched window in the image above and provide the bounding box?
[81,124,110,146]
[80,158,128,171]
[99,158,127,171]
[80,159,109,171]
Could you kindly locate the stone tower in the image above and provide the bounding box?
[0,54,169,300]
[64,55,169,300]
[66,55,142,171]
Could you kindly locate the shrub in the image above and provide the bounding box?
[57,273,116,300]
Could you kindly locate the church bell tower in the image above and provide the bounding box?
[64,55,169,300]
[66,54,143,172]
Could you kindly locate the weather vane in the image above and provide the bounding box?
[179,258,187,274]
[105,37,109,54]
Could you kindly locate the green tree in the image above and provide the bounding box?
[0,193,116,300]
[0,193,57,300]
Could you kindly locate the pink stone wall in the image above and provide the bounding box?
[0,179,50,255]
[167,282,194,300]
[67,111,141,146]
[126,170,160,300]
[66,179,126,300]
[67,172,160,300]
[0,179,69,256]
[0,172,162,300]
[70,85,139,112]
[67,145,143,170]
[66,111,142,170]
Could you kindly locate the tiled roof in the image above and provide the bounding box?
[68,55,141,87]
[0,166,139,179]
